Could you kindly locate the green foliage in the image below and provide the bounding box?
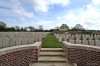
[42,33,62,48]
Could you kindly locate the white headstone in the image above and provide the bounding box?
[15,38,22,46]
[28,38,34,44]
[38,34,42,41]
[69,39,75,44]
[83,35,88,40]
[88,40,95,46]
[82,40,88,45]
[82,34,85,37]
[58,35,62,42]
[94,35,98,40]
[34,37,39,42]
[97,35,100,40]
[95,40,100,46]
[66,35,69,39]
[22,38,28,45]
[76,34,80,39]
[0,38,2,49]
[89,36,93,40]
[63,35,67,41]
[71,35,74,40]
[76,40,81,44]
[9,38,16,47]
[2,37,9,48]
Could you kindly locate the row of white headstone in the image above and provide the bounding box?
[54,33,100,46]
[54,33,100,40]
[0,32,49,49]
[68,39,100,46]
[0,32,48,38]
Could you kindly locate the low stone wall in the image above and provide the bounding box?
[0,42,41,66]
[62,41,100,66]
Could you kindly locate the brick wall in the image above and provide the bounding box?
[62,41,100,66]
[0,42,41,66]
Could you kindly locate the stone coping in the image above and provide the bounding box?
[63,41,100,52]
[0,42,41,56]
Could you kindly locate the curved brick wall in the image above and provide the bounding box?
[0,42,41,66]
[62,41,100,66]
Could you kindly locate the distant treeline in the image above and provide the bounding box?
[0,21,100,32]
[0,21,51,32]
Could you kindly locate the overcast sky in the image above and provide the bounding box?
[0,0,100,30]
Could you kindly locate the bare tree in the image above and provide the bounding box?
[15,26,20,30]
[38,25,43,30]
[60,24,69,31]
[0,21,7,28]
[28,26,35,31]
[24,27,28,31]
[74,24,84,30]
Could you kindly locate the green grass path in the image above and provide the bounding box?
[42,33,62,48]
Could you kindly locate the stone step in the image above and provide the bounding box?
[30,62,73,66]
[40,52,65,56]
[39,55,65,57]
[29,48,75,66]
[38,56,67,62]
[41,48,63,52]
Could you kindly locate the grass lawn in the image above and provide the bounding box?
[42,33,62,48]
